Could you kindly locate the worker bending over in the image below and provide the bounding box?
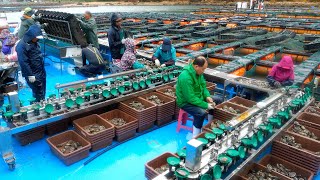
[176,56,222,137]
[17,25,46,102]
[152,37,176,67]
[267,55,294,88]
[76,44,106,77]
[78,11,99,49]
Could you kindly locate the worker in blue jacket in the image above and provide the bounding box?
[108,13,128,60]
[152,37,176,67]
[16,25,46,102]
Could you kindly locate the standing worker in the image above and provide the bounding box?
[108,13,128,60]
[17,7,45,40]
[152,37,176,67]
[78,11,99,49]
[16,25,46,102]
[176,56,222,137]
[251,0,256,12]
[75,43,106,77]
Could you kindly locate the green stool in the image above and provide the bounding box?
[218,154,232,172]
[213,165,222,180]
[45,104,54,115]
[65,99,74,109]
[226,149,239,164]
[102,90,111,99]
[200,174,212,180]
[197,138,209,149]
[76,96,84,108]
[84,92,92,101]
[4,111,14,122]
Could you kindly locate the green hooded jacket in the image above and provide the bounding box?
[18,16,36,39]
[176,64,211,109]
[80,17,99,48]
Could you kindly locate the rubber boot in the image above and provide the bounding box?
[192,126,201,138]
[208,114,214,122]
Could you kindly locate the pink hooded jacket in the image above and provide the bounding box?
[120,38,136,71]
[268,55,294,82]
[6,42,18,61]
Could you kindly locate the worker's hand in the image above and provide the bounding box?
[206,97,213,103]
[121,38,126,44]
[207,103,215,110]
[274,81,281,88]
[145,65,151,70]
[43,23,49,27]
[160,64,166,67]
[154,59,161,67]
[28,76,36,83]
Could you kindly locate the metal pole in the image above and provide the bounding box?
[55,68,143,89]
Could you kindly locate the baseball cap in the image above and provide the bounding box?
[162,37,172,52]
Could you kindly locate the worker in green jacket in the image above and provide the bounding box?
[176,56,223,137]
[17,7,45,39]
[78,11,99,49]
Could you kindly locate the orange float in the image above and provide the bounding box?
[281,53,309,63]
[176,52,186,57]
[239,48,258,55]
[207,57,230,65]
[226,23,237,28]
[230,67,246,76]
[303,74,314,84]
[223,48,235,55]
[207,43,217,48]
[147,19,157,23]
[163,20,173,24]
[261,53,274,61]
[184,42,205,51]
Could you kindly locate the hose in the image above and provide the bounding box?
[83,120,176,166]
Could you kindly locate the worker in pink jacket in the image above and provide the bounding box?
[267,55,294,88]
[5,40,19,62]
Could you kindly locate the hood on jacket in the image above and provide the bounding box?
[111,13,122,26]
[24,7,35,17]
[124,38,135,53]
[20,15,32,21]
[23,24,43,43]
[0,29,10,39]
[162,37,172,52]
[278,55,293,70]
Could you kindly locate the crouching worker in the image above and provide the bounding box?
[152,37,176,67]
[76,44,106,77]
[267,55,294,88]
[176,56,222,137]
[116,38,144,71]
